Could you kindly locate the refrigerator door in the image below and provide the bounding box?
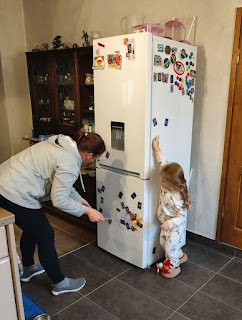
[93,33,152,179]
[96,167,162,268]
[150,37,197,185]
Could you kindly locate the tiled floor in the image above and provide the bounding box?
[21,240,242,320]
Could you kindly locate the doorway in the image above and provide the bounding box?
[217,8,242,249]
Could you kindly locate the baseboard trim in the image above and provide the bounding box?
[187,231,242,260]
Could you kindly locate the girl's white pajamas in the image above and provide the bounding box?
[155,152,187,268]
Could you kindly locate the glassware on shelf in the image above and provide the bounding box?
[85,73,93,85]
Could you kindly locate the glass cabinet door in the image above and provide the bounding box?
[31,55,51,123]
[55,53,76,126]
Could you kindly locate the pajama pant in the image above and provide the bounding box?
[159,219,186,268]
[0,194,65,284]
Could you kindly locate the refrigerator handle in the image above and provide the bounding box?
[98,163,140,178]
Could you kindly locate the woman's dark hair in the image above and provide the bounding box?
[73,130,106,156]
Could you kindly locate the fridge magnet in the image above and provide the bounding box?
[154,55,162,66]
[152,247,157,254]
[170,74,174,83]
[130,213,137,220]
[137,221,143,228]
[125,206,130,213]
[126,39,135,60]
[108,219,112,224]
[119,191,123,198]
[190,70,196,78]
[99,208,103,213]
[170,54,176,64]
[95,48,101,56]
[98,42,105,47]
[190,87,195,94]
[174,61,185,75]
[137,202,142,209]
[93,56,105,69]
[157,44,164,52]
[101,185,105,192]
[152,117,157,126]
[120,219,126,225]
[182,87,185,96]
[117,208,121,212]
[165,45,171,54]
[98,188,101,193]
[126,222,130,230]
[162,73,169,83]
[101,197,104,203]
[164,118,169,126]
[172,47,177,54]
[189,52,194,59]
[123,37,129,45]
[105,151,110,158]
[162,58,170,69]
[153,72,157,81]
[170,84,174,92]
[131,192,137,199]
[180,49,186,59]
[158,73,161,81]
[121,202,125,208]
[131,226,135,231]
[108,53,122,69]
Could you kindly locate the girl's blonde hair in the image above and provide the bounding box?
[161,162,192,210]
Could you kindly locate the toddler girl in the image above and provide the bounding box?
[152,136,192,278]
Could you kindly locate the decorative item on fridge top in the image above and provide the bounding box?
[132,23,164,36]
[120,14,145,34]
[82,30,90,47]
[164,18,186,42]
[180,17,197,45]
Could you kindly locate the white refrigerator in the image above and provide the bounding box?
[93,32,197,268]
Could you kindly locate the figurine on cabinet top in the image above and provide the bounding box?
[82,30,90,47]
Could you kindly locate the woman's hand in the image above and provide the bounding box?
[152,136,160,152]
[85,207,105,222]
[78,197,91,207]
[160,220,169,231]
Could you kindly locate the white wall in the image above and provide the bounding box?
[4,0,241,239]
[0,0,32,163]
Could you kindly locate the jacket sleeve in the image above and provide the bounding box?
[155,150,167,169]
[51,165,86,217]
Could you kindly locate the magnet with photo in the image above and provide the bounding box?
[152,117,157,126]
[172,47,177,54]
[190,70,196,78]
[158,73,161,81]
[138,202,142,209]
[170,84,174,92]
[165,45,171,54]
[180,49,186,59]
[153,72,157,81]
[93,56,105,69]
[164,118,169,126]
[170,54,176,64]
[174,61,185,75]
[163,57,170,69]
[154,55,162,66]
[126,38,135,60]
[157,44,164,52]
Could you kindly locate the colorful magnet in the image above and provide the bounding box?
[137,221,143,228]
[126,38,136,60]
[170,74,174,83]
[165,45,171,54]
[108,54,122,69]
[138,202,142,209]
[157,44,164,52]
[190,70,196,78]
[190,87,195,94]
[158,73,161,81]
[98,42,105,47]
[152,118,157,126]
[126,222,130,230]
[120,219,125,225]
[123,37,129,45]
[131,226,135,231]
[125,206,130,213]
[106,151,110,158]
[154,55,162,66]
[131,192,137,199]
[189,52,194,59]
[153,72,157,81]
[180,49,186,59]
[163,57,170,69]
[174,61,185,75]
[101,185,105,192]
[164,118,169,126]
[170,54,176,64]
[130,213,137,220]
[182,87,185,96]
[172,47,177,54]
[101,197,104,203]
[93,56,105,69]
[170,84,174,92]
[119,191,123,199]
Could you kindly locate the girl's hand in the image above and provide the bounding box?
[152,136,160,152]
[160,220,169,231]
[78,197,91,207]
[85,207,105,222]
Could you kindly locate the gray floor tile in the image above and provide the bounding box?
[59,253,112,295]
[169,313,191,320]
[117,265,196,310]
[73,243,132,276]
[201,274,242,311]
[219,259,242,283]
[55,297,117,319]
[21,273,82,316]
[183,242,231,272]
[88,278,172,320]
[179,291,242,320]
[176,261,215,289]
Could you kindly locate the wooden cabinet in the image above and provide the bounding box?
[26,47,94,137]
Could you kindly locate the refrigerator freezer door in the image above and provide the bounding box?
[94,33,152,179]
[96,167,162,268]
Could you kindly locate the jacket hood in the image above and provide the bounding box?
[47,134,82,164]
